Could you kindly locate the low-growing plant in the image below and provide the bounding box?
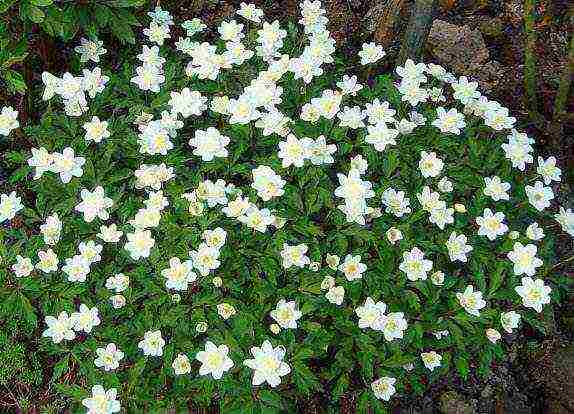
[0,1,572,412]
[2,0,145,43]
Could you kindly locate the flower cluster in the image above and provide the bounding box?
[1,0,571,411]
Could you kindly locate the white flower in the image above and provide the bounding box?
[162,257,197,291]
[190,243,221,276]
[131,64,165,92]
[82,67,109,98]
[51,147,86,184]
[526,222,545,241]
[75,37,106,63]
[217,19,243,42]
[366,122,399,153]
[228,97,261,124]
[27,147,54,179]
[445,231,473,262]
[137,45,166,68]
[75,186,113,223]
[476,208,508,240]
[195,321,208,333]
[202,227,227,249]
[0,106,19,136]
[252,166,286,201]
[95,343,124,371]
[325,285,345,305]
[456,285,486,316]
[0,191,24,223]
[138,330,165,356]
[195,340,235,379]
[143,21,171,46]
[238,206,275,233]
[338,254,367,281]
[36,249,59,273]
[62,255,91,282]
[397,59,427,83]
[278,134,309,168]
[312,89,342,120]
[217,303,236,320]
[280,243,310,269]
[172,353,192,375]
[421,351,442,371]
[335,169,375,201]
[337,74,363,96]
[430,270,445,286]
[169,88,207,118]
[189,127,230,161]
[536,156,561,185]
[399,247,433,281]
[507,242,543,276]
[381,188,411,218]
[110,294,126,309]
[398,80,428,106]
[486,328,501,343]
[337,105,366,129]
[452,76,480,104]
[137,121,173,156]
[41,214,62,245]
[78,242,102,265]
[364,98,396,125]
[270,299,302,329]
[221,196,246,217]
[71,304,100,333]
[13,255,34,278]
[244,340,291,387]
[500,311,521,333]
[419,151,444,178]
[514,277,551,313]
[355,297,387,330]
[417,186,442,212]
[82,385,121,414]
[525,181,554,211]
[98,224,123,243]
[432,107,466,134]
[325,254,340,271]
[429,205,454,230]
[125,230,155,260]
[386,227,403,245]
[371,377,396,401]
[237,2,264,23]
[105,273,129,293]
[555,207,574,236]
[501,131,533,171]
[358,42,385,65]
[306,135,337,165]
[42,311,75,343]
[483,176,511,201]
[382,312,408,341]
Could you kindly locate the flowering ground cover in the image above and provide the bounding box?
[0,1,572,412]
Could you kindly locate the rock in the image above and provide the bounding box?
[427,19,505,92]
[439,391,474,414]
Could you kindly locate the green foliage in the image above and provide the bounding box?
[0,6,570,413]
[0,22,28,94]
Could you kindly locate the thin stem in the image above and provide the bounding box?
[524,0,539,114]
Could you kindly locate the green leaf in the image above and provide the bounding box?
[31,0,53,6]
[26,5,46,23]
[0,0,16,14]
[51,355,70,382]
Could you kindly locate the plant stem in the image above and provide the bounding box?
[524,0,539,114]
[398,0,436,65]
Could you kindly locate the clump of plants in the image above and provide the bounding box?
[0,1,571,412]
